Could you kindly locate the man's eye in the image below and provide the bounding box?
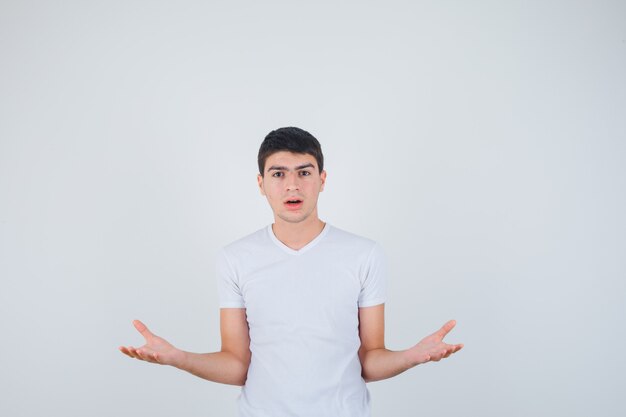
[300,171,310,176]
[272,172,283,177]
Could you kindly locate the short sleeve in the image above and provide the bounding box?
[216,248,245,308]
[358,242,388,307]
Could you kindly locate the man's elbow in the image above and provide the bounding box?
[221,349,250,386]
[236,351,251,386]
[227,358,249,386]
[359,347,385,383]
[234,365,249,386]
[359,348,371,383]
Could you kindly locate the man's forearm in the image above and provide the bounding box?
[360,348,414,383]
[176,351,249,386]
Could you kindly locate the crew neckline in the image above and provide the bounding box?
[267,222,330,255]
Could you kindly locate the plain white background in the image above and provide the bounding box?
[1,1,624,416]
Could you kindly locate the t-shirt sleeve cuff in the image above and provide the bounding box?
[358,298,386,308]
[219,301,246,308]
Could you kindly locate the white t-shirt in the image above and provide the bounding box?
[216,222,387,417]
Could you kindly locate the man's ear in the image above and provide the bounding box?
[257,174,265,196]
[320,170,326,192]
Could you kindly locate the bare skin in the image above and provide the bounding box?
[357,303,463,382]
[120,148,464,385]
[119,315,463,384]
[256,151,326,250]
[119,320,182,366]
[119,309,251,386]
[406,320,464,365]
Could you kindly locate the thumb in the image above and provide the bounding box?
[436,319,456,339]
[133,319,155,340]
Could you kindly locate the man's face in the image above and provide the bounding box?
[257,151,326,224]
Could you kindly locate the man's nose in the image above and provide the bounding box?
[285,172,300,190]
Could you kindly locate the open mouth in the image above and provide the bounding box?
[284,199,303,209]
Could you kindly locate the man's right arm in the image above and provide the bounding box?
[119,308,251,386]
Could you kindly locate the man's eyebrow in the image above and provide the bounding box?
[267,163,315,172]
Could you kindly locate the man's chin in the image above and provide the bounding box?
[277,212,310,224]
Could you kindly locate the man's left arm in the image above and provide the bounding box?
[358,304,464,383]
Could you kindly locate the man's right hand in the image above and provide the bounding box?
[119,320,186,367]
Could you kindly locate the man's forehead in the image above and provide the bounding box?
[265,151,317,170]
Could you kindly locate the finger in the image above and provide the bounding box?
[136,348,151,361]
[135,348,151,362]
[444,344,463,358]
[430,349,445,362]
[119,346,134,358]
[145,352,160,364]
[436,320,456,339]
[133,319,154,340]
[136,348,160,364]
[448,343,458,354]
[443,346,456,358]
[126,346,141,360]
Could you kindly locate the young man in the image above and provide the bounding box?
[119,127,463,416]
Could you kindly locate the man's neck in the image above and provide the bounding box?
[271,217,326,251]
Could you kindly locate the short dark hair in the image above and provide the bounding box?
[257,127,324,176]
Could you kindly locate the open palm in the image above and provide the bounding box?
[406,320,463,366]
[119,320,185,367]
